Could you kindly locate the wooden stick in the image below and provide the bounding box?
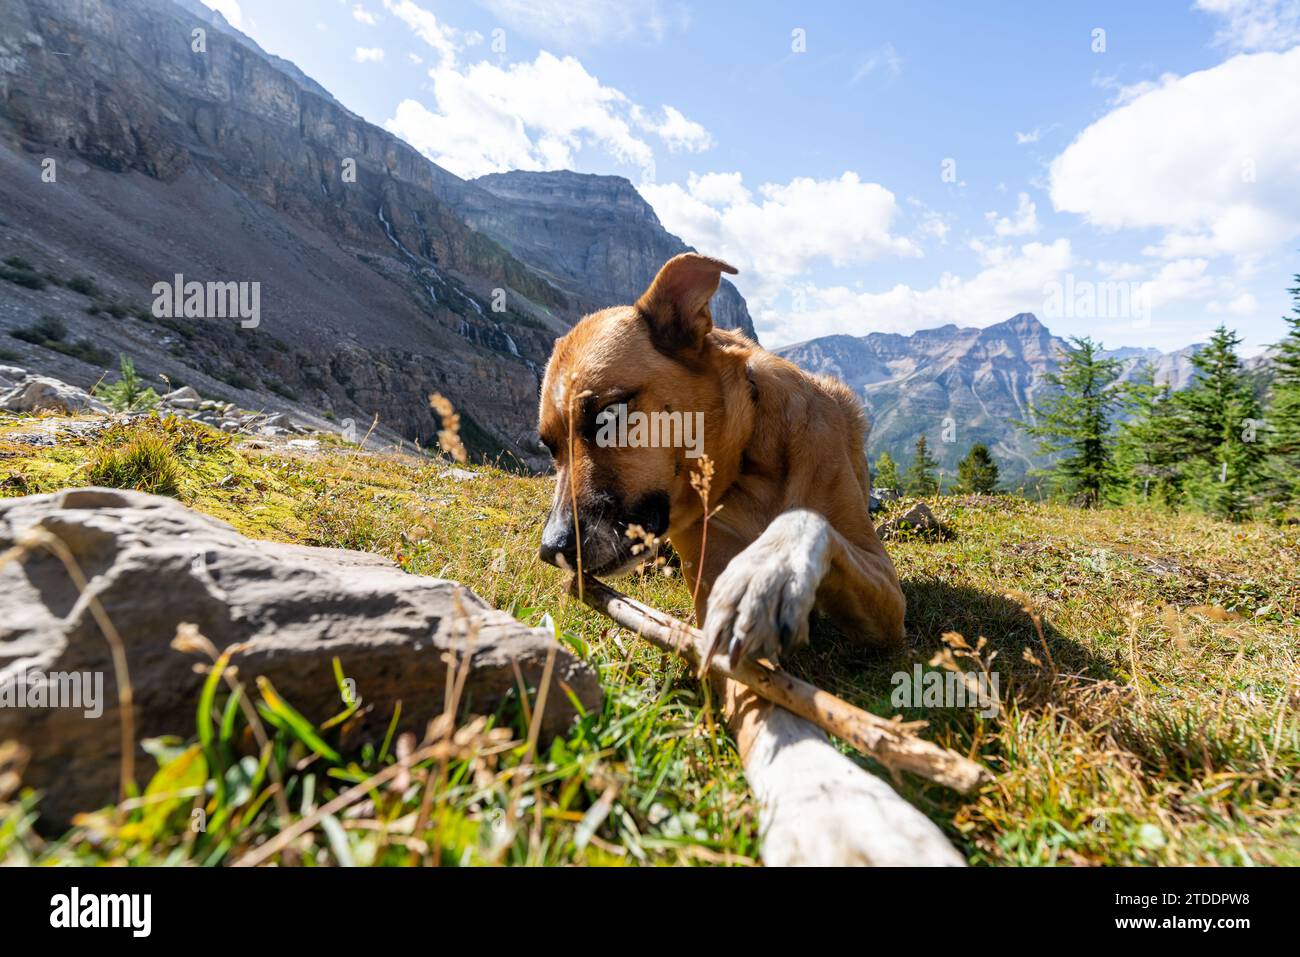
[570,573,989,794]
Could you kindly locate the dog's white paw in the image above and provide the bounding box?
[702,509,830,668]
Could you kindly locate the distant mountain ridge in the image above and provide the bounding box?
[777,314,1210,487]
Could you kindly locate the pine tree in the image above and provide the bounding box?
[93,354,159,413]
[904,435,940,496]
[874,450,902,491]
[1021,336,1122,507]
[1170,325,1264,520]
[1264,276,1300,505]
[954,443,999,494]
[1114,361,1182,507]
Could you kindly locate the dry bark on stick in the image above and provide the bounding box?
[570,573,988,794]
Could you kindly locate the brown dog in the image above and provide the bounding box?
[537,253,961,865]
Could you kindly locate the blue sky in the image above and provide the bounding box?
[204,0,1300,353]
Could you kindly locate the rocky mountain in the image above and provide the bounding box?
[0,0,754,469]
[777,313,1204,489]
[453,170,756,340]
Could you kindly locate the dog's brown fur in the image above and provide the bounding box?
[538,253,907,770]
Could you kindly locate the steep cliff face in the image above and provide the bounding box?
[778,314,1203,488]
[0,0,758,467]
[458,170,758,340]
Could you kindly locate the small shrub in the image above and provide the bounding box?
[3,256,35,271]
[46,338,113,366]
[35,315,67,341]
[267,380,298,401]
[66,276,102,297]
[85,300,130,319]
[93,355,159,412]
[86,433,181,496]
[10,315,67,346]
[215,369,255,391]
[159,318,193,340]
[1,266,47,290]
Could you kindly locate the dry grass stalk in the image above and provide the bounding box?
[687,455,720,625]
[428,393,467,463]
[2,528,137,810]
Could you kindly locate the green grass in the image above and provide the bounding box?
[0,416,1296,866]
[86,433,183,496]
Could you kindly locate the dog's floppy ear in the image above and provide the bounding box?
[636,253,738,353]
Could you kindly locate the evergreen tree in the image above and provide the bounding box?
[1170,325,1264,520]
[954,443,999,494]
[1264,276,1300,504]
[93,354,159,413]
[874,450,902,491]
[1114,361,1182,507]
[903,435,940,496]
[1021,336,1122,507]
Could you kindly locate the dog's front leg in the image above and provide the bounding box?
[702,508,904,667]
[701,509,960,865]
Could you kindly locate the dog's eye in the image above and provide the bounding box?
[596,401,628,425]
[589,400,630,442]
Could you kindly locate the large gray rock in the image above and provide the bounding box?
[0,377,110,415]
[0,488,599,824]
[0,365,27,390]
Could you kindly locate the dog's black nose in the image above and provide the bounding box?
[538,517,577,568]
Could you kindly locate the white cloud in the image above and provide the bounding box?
[383,0,462,66]
[683,171,750,207]
[353,46,385,63]
[407,52,424,64]
[200,0,242,28]
[1194,0,1300,52]
[1209,291,1261,315]
[986,192,1039,237]
[640,171,931,342]
[386,51,707,178]
[382,3,709,178]
[473,0,689,46]
[1050,47,1300,260]
[353,4,378,26]
[1015,128,1041,144]
[850,44,903,85]
[641,172,917,291]
[762,240,1074,345]
[630,105,712,153]
[1143,258,1218,311]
